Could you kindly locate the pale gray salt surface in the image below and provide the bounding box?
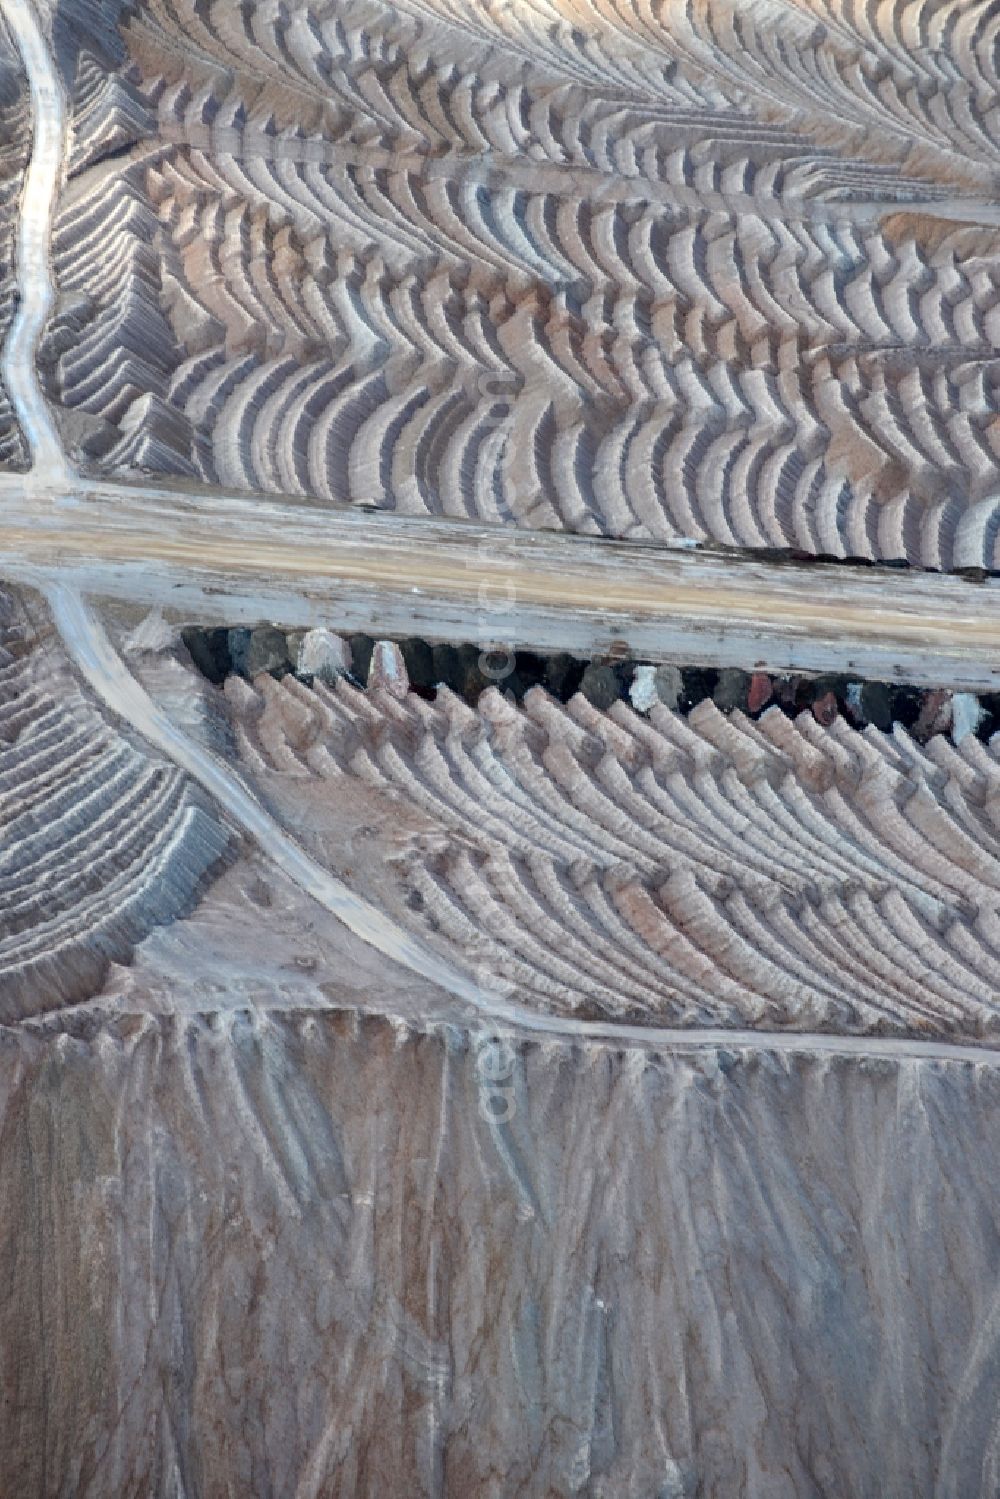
[3,2,999,1493]
[98,853,453,1021]
[1,1010,997,1499]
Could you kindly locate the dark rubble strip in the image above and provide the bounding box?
[180,624,994,745]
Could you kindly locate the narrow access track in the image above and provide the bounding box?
[3,478,1000,690]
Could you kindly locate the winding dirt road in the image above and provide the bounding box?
[1,0,68,485]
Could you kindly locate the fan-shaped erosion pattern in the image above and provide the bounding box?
[223,662,1000,1040]
[35,0,1000,566]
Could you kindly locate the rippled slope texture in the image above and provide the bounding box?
[0,590,230,1016]
[221,661,1000,1037]
[38,0,1000,567]
[4,1010,1000,1499]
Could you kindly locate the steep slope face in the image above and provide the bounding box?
[221,662,1000,1038]
[2,1007,999,1499]
[0,588,231,1016]
[37,0,1000,566]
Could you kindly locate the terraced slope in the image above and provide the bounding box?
[0,589,230,1017]
[221,660,1000,1037]
[37,0,1000,566]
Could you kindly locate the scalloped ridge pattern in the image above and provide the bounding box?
[35,0,1000,566]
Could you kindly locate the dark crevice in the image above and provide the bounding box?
[180,625,999,744]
